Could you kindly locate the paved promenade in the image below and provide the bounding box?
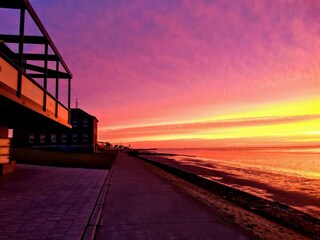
[0,164,108,240]
[96,153,247,240]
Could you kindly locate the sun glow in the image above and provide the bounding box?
[104,97,320,146]
[200,119,320,140]
[200,97,320,123]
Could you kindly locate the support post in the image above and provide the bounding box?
[17,8,25,98]
[68,78,71,109]
[55,60,60,117]
[43,43,48,111]
[68,78,71,124]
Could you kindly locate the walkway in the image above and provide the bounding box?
[96,153,247,240]
[0,164,108,240]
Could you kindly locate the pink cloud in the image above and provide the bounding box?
[25,0,320,143]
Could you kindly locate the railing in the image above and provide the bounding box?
[0,54,70,127]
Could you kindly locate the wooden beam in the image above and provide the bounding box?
[0,1,25,9]
[23,53,58,61]
[26,63,70,78]
[0,34,47,44]
[28,73,70,79]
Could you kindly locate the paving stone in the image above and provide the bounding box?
[0,164,109,239]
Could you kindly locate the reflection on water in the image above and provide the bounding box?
[154,147,320,218]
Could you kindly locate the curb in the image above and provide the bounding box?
[81,169,114,240]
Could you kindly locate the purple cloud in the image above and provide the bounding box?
[7,0,319,145]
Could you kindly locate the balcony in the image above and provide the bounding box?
[0,0,72,129]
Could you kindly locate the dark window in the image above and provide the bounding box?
[83,119,88,127]
[51,134,56,143]
[83,133,88,142]
[72,133,78,142]
[29,134,34,143]
[72,120,78,127]
[61,134,67,143]
[40,134,45,143]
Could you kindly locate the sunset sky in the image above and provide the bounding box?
[3,0,320,148]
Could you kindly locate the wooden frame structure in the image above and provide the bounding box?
[0,0,72,127]
[0,0,73,169]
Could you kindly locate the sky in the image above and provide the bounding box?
[2,0,320,148]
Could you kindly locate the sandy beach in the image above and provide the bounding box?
[130,151,320,240]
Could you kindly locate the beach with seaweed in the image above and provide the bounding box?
[129,147,320,239]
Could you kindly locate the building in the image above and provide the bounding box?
[69,108,98,152]
[13,108,98,153]
[1,0,73,174]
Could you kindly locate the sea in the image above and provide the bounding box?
[150,147,320,219]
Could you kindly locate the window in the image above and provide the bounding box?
[8,129,13,138]
[72,133,78,142]
[83,133,88,142]
[61,134,67,143]
[29,134,34,143]
[72,120,78,127]
[40,134,45,144]
[51,134,56,143]
[83,119,88,127]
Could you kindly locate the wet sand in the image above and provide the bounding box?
[139,152,320,218]
[130,151,320,239]
[148,164,308,240]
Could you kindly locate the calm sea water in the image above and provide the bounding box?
[152,147,320,219]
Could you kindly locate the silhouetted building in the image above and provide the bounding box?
[0,0,73,174]
[13,108,98,153]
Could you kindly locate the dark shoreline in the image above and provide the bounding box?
[128,150,320,240]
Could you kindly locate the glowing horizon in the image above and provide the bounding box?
[11,0,319,148]
[100,97,320,148]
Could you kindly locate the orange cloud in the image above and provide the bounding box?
[126,136,320,150]
[102,114,320,141]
